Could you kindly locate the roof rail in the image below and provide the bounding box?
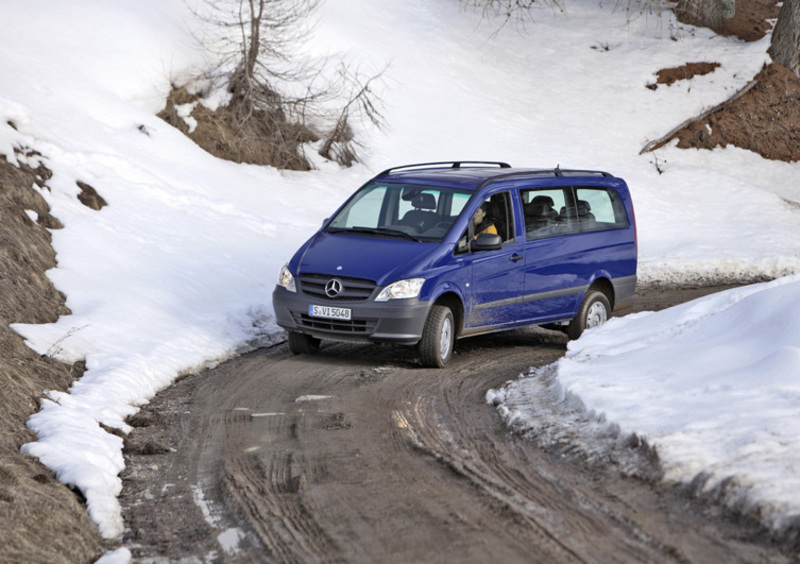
[475,168,615,190]
[552,167,613,177]
[377,161,511,176]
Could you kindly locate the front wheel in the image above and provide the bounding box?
[419,305,455,368]
[287,331,321,355]
[567,290,611,340]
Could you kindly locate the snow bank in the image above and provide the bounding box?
[492,275,800,534]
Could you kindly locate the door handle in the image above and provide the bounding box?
[510,254,524,262]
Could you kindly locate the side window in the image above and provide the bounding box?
[520,188,571,241]
[575,188,629,232]
[456,191,514,253]
[488,192,514,243]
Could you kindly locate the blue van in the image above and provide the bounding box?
[272,162,637,367]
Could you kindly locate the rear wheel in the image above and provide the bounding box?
[567,290,611,340]
[287,331,321,355]
[419,305,455,368]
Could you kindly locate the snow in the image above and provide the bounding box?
[0,0,798,555]
[488,274,800,535]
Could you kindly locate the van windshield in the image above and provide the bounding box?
[326,182,472,242]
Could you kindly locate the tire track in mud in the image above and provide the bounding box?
[116,286,794,562]
[389,369,682,563]
[219,450,341,562]
[196,359,348,563]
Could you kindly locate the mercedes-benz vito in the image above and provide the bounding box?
[273,161,637,367]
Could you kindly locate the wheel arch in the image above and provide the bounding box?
[587,276,615,310]
[431,291,464,338]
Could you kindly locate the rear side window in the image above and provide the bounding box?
[575,188,630,232]
[521,188,573,241]
[522,186,629,241]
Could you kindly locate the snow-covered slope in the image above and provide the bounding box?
[1,0,798,546]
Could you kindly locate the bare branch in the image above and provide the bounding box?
[170,0,384,170]
[318,65,389,166]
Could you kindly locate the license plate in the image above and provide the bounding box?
[309,304,352,320]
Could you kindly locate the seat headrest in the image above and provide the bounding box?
[412,193,436,210]
[526,202,549,217]
[532,195,555,208]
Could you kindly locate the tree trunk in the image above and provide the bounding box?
[675,0,735,31]
[769,0,800,79]
[245,0,263,81]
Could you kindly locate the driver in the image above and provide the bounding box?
[458,202,498,251]
[472,202,497,237]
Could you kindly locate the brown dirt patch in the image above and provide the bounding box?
[76,180,107,211]
[716,0,781,42]
[646,0,800,162]
[672,63,800,161]
[652,62,721,87]
[673,0,780,42]
[0,153,103,562]
[645,63,800,162]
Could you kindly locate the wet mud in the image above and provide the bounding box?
[114,285,793,562]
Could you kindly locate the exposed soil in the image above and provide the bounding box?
[644,62,800,161]
[645,0,800,162]
[0,154,104,563]
[110,285,797,562]
[652,62,721,87]
[713,0,780,42]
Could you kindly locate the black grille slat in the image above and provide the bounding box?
[299,273,377,301]
[293,313,375,334]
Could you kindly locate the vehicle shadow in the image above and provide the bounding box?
[285,326,569,370]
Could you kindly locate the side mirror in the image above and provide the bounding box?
[471,233,502,252]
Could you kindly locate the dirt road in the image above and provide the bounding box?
[114,286,792,562]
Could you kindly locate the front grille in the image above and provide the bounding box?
[299,273,377,301]
[293,313,376,334]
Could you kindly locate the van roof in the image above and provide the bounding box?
[372,161,616,191]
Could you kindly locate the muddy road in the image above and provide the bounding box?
[115,286,792,562]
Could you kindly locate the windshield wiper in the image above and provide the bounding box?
[327,226,421,242]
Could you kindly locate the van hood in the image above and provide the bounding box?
[296,232,437,286]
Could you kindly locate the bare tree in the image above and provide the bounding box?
[172,0,385,170]
[769,0,800,78]
[224,0,319,115]
[462,0,672,32]
[461,0,564,29]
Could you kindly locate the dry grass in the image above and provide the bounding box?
[0,154,103,562]
[158,87,316,170]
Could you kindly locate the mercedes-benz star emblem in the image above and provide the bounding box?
[325,278,343,298]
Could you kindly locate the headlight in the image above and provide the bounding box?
[277,264,296,292]
[375,278,425,302]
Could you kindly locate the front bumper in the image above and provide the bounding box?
[272,287,431,345]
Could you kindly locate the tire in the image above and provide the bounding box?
[287,331,321,355]
[419,305,455,368]
[567,290,611,340]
